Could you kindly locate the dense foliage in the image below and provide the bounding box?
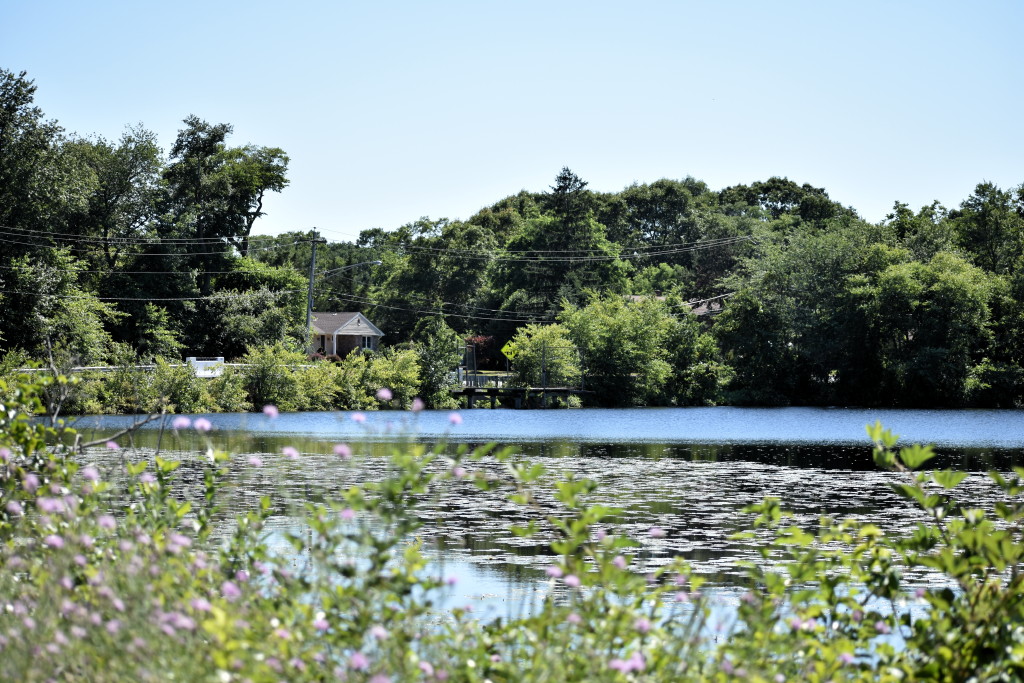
[4,374,1024,681]
[2,69,1023,408]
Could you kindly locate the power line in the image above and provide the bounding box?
[330,292,554,324]
[0,287,302,302]
[0,225,314,245]
[0,234,307,256]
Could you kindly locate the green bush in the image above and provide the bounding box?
[237,342,307,410]
[4,372,1024,680]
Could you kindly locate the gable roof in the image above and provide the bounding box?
[311,312,384,337]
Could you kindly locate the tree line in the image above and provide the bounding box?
[2,68,1023,409]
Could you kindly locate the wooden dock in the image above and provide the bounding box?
[450,386,593,409]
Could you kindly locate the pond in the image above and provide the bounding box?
[69,406,1024,621]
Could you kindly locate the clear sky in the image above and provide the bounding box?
[3,1,1022,243]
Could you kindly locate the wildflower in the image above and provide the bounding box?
[613,555,627,570]
[915,587,926,599]
[490,654,501,663]
[235,569,250,583]
[106,620,121,634]
[80,466,100,483]
[446,575,459,586]
[334,443,352,458]
[282,446,300,460]
[875,620,891,634]
[376,387,393,401]
[851,609,863,622]
[262,404,279,419]
[193,418,213,432]
[97,515,116,530]
[71,626,86,639]
[171,416,191,430]
[247,455,263,467]
[221,581,241,602]
[564,574,581,588]
[648,526,666,538]
[634,617,652,634]
[840,652,855,665]
[340,508,355,521]
[313,617,329,631]
[44,534,64,549]
[418,661,434,676]
[5,501,23,516]
[350,652,370,671]
[567,612,582,625]
[411,397,425,412]
[274,628,291,640]
[448,412,462,425]
[106,441,120,450]
[112,598,125,612]
[290,658,306,672]
[351,412,366,423]
[452,466,467,479]
[545,566,563,578]
[369,676,391,683]
[370,625,388,640]
[610,652,645,673]
[191,598,212,612]
[23,473,39,493]
[0,448,9,462]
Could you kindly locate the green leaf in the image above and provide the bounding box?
[899,444,936,470]
[933,470,968,490]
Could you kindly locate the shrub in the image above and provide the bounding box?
[2,375,1023,681]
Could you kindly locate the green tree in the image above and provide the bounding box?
[507,323,581,389]
[414,317,462,408]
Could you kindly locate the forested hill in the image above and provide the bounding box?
[2,68,1024,409]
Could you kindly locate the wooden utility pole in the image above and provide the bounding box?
[306,230,327,347]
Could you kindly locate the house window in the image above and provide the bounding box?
[361,336,374,350]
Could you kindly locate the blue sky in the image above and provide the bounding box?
[3,1,1022,243]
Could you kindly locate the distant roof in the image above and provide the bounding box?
[311,312,384,336]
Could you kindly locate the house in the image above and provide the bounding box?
[310,312,384,356]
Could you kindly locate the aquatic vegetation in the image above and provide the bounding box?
[1,375,1024,681]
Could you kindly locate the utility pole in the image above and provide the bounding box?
[306,230,327,347]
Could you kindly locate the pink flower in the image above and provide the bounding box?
[839,652,855,665]
[97,514,116,530]
[545,566,563,578]
[340,508,355,521]
[139,472,156,484]
[44,534,64,549]
[262,405,279,419]
[106,441,120,450]
[370,625,388,640]
[564,574,580,588]
[351,412,366,423]
[313,617,329,631]
[610,653,646,674]
[634,617,651,634]
[452,466,467,479]
[648,526,666,538]
[235,569,250,583]
[376,388,393,401]
[333,443,352,459]
[282,446,300,460]
[448,412,462,425]
[80,466,99,483]
[418,661,434,676]
[247,456,263,467]
[411,398,425,412]
[350,652,370,671]
[0,448,9,462]
[875,620,891,634]
[5,501,23,516]
[613,555,627,570]
[23,473,39,493]
[191,598,212,612]
[171,416,191,430]
[193,418,212,433]
[221,581,241,601]
[446,575,459,586]
[567,612,582,625]
[370,676,391,683]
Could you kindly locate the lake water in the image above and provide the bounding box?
[70,406,1024,620]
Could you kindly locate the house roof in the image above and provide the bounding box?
[311,312,384,337]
